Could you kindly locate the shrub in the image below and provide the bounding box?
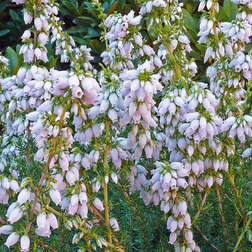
[0,0,252,251]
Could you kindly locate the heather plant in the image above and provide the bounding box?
[0,0,252,251]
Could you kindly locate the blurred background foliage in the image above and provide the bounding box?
[1,0,252,251]
[0,0,247,79]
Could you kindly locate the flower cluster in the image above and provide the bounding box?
[0,0,252,251]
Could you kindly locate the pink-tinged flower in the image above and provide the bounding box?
[163,172,171,184]
[66,171,76,186]
[186,247,192,252]
[48,213,58,229]
[34,48,42,59]
[4,232,19,248]
[109,93,118,107]
[68,202,79,215]
[49,189,61,206]
[41,51,48,62]
[8,206,23,224]
[204,46,213,63]
[9,180,19,193]
[184,213,191,228]
[59,152,69,171]
[135,34,142,46]
[198,1,205,11]
[24,11,33,24]
[78,203,88,219]
[242,148,252,158]
[178,201,187,215]
[185,230,193,243]
[108,109,118,122]
[71,194,79,206]
[35,219,51,237]
[72,87,83,98]
[37,100,52,113]
[79,192,87,204]
[129,15,142,25]
[110,218,120,231]
[169,232,177,244]
[21,30,31,40]
[20,235,30,252]
[0,225,13,235]
[177,178,188,188]
[93,198,104,211]
[37,212,46,229]
[192,161,199,175]
[187,145,194,157]
[34,17,42,31]
[17,189,31,205]
[69,75,79,88]
[2,177,10,189]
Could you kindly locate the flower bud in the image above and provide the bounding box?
[17,189,30,205]
[93,198,104,211]
[49,189,61,206]
[169,232,177,244]
[20,235,30,252]
[110,217,120,231]
[37,212,46,229]
[24,11,33,24]
[78,203,88,219]
[8,207,23,224]
[48,213,59,229]
[0,225,13,235]
[4,232,19,248]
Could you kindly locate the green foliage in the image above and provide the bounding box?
[0,0,25,51]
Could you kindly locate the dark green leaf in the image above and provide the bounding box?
[108,1,118,15]
[67,25,88,33]
[182,9,198,33]
[71,36,89,45]
[9,9,22,23]
[16,44,21,55]
[58,6,72,15]
[89,39,102,54]
[48,56,58,69]
[5,46,19,75]
[0,0,9,13]
[84,27,101,39]
[217,7,230,22]
[196,44,206,53]
[78,16,98,22]
[223,0,238,21]
[103,2,109,14]
[0,29,10,37]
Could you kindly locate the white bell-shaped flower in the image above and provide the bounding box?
[20,235,30,252]
[4,232,19,248]
[48,213,59,229]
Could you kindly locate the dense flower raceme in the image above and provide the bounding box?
[0,0,252,251]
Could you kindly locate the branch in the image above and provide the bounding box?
[194,224,221,252]
[215,182,229,249]
[193,188,209,223]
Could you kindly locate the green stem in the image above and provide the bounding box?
[104,119,112,244]
[51,13,79,71]
[226,172,247,225]
[46,205,64,218]
[233,215,252,252]
[215,182,229,249]
[166,43,190,96]
[26,104,71,233]
[78,226,124,252]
